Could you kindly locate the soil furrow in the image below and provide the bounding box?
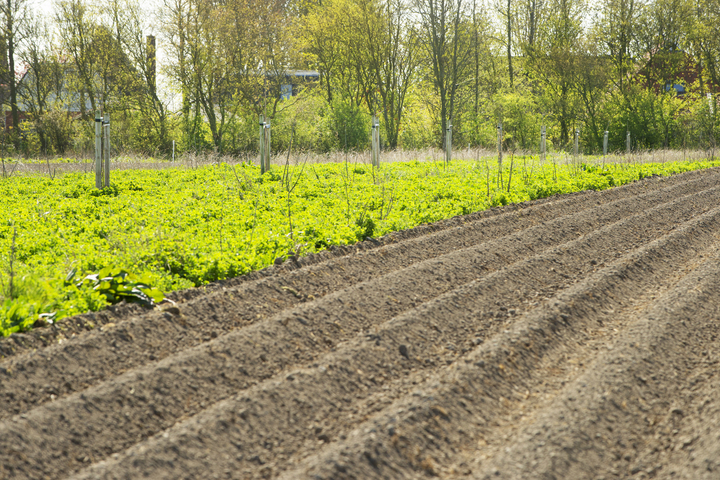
[1,170,718,422]
[5,181,715,479]
[271,204,720,479]
[1,169,719,480]
[61,188,720,480]
[645,360,720,479]
[461,249,720,479]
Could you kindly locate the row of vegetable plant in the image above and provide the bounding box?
[1,156,718,336]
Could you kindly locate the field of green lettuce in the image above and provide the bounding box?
[2,157,718,336]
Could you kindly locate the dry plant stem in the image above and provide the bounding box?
[286,189,293,243]
[380,178,397,221]
[9,227,16,300]
[231,166,245,200]
[282,128,295,189]
[8,160,17,178]
[4,148,718,179]
[248,196,260,252]
[219,185,224,256]
[284,140,307,247]
[507,151,515,193]
[343,149,351,223]
[46,158,55,180]
[485,157,491,199]
[529,154,535,183]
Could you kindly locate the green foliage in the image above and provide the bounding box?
[0,270,110,337]
[0,265,163,336]
[489,90,543,150]
[1,157,719,336]
[37,111,76,155]
[13,0,720,157]
[74,267,164,307]
[269,92,329,152]
[19,121,42,157]
[316,99,371,152]
[398,85,439,149]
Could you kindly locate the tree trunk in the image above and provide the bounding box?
[473,0,479,118]
[6,0,18,144]
[507,0,513,87]
[440,86,447,149]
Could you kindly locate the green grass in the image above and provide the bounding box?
[1,156,718,336]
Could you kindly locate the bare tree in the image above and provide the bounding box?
[110,0,172,152]
[414,0,472,146]
[162,0,294,151]
[55,0,97,116]
[354,0,419,147]
[593,0,645,91]
[18,16,73,153]
[0,0,29,142]
[161,0,196,144]
[515,0,546,49]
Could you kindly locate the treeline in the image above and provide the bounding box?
[5,0,720,156]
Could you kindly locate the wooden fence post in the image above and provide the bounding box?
[574,128,579,159]
[264,119,271,172]
[94,111,102,189]
[371,115,380,168]
[603,131,609,156]
[103,113,110,187]
[540,125,546,163]
[259,114,266,174]
[626,131,631,155]
[445,121,452,165]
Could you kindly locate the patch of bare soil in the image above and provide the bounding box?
[2,168,720,479]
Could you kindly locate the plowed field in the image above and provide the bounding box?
[2,168,720,479]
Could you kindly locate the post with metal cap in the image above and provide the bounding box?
[371,115,380,168]
[259,114,266,174]
[264,119,271,172]
[626,131,631,155]
[94,111,102,189]
[574,128,579,158]
[103,114,110,187]
[603,131,609,156]
[445,121,452,166]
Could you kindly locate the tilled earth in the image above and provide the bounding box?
[2,168,720,479]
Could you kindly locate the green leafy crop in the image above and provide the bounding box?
[1,157,718,336]
[73,267,164,307]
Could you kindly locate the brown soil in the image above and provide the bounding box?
[2,168,720,479]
